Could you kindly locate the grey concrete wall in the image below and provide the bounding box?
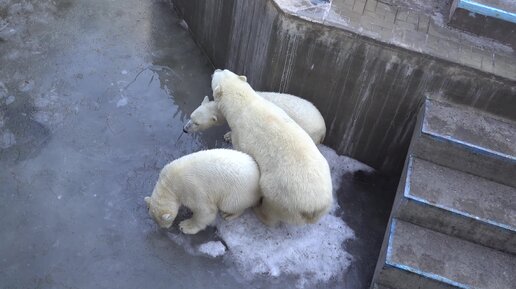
[172,0,516,175]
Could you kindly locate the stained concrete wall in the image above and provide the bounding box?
[172,0,516,175]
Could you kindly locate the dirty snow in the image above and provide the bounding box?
[0,0,79,131]
[5,95,15,105]
[117,97,129,107]
[198,241,226,258]
[319,144,373,193]
[166,145,373,288]
[215,210,354,287]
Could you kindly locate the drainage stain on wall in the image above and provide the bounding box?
[173,0,516,175]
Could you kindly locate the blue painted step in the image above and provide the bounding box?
[449,0,516,46]
[394,156,516,254]
[455,0,516,24]
[410,99,516,188]
[375,219,516,289]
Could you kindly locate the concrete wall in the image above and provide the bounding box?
[173,0,516,175]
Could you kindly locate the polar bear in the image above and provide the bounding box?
[144,149,261,234]
[183,92,326,144]
[211,69,333,226]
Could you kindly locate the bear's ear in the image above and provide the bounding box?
[211,115,218,123]
[161,214,173,222]
[202,95,210,104]
[238,75,247,82]
[213,85,223,99]
[144,196,151,205]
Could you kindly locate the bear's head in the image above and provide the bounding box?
[144,196,177,229]
[211,69,247,101]
[183,96,225,133]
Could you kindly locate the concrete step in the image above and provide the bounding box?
[372,283,398,289]
[374,219,516,289]
[371,283,395,289]
[411,99,516,188]
[449,0,516,47]
[394,156,516,254]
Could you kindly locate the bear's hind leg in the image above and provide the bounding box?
[179,205,217,234]
[253,198,280,227]
[220,210,244,221]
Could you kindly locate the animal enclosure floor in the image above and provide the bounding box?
[0,0,396,288]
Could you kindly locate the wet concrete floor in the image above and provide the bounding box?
[0,0,395,288]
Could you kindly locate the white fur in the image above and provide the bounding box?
[184,93,326,144]
[211,69,333,226]
[144,149,261,234]
[183,96,225,132]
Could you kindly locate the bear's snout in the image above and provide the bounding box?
[183,121,192,133]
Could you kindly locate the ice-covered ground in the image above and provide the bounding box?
[1,1,393,288]
[165,145,373,288]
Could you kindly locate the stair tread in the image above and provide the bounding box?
[405,156,516,232]
[386,220,516,289]
[372,283,395,289]
[456,0,516,18]
[422,99,516,160]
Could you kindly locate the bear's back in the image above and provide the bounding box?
[170,149,259,196]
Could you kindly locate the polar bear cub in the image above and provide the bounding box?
[184,92,326,144]
[144,149,261,234]
[212,69,333,226]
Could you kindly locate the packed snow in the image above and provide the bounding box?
[198,241,227,258]
[166,145,373,288]
[215,211,354,287]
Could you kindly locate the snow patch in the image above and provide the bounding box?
[117,97,128,107]
[0,130,16,149]
[198,241,226,258]
[318,144,374,193]
[5,95,15,105]
[216,211,353,287]
[214,145,371,286]
[33,88,68,128]
[165,145,372,287]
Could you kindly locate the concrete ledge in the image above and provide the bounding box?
[371,283,395,289]
[453,0,516,23]
[172,0,516,174]
[271,0,516,79]
[449,0,516,47]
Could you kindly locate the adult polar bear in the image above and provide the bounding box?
[212,69,333,226]
[183,92,326,144]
